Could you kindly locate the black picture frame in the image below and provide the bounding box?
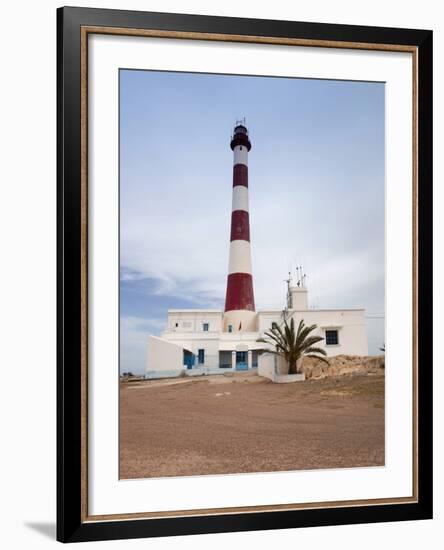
[57,6,433,543]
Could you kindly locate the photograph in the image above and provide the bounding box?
[53,5,433,543]
[0,0,437,544]
[118,69,386,480]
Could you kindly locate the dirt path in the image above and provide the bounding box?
[119,373,384,479]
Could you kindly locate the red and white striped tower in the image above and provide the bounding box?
[223,122,256,332]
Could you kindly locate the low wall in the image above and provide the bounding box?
[258,353,275,379]
[145,369,184,380]
[272,373,305,383]
[185,367,230,377]
[258,353,305,383]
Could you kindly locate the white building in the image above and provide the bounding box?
[146,285,368,378]
[145,122,368,378]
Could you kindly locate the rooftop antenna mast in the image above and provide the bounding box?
[296,266,300,287]
[299,265,306,288]
[283,271,292,318]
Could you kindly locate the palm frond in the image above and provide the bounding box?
[304,346,327,356]
[296,324,318,347]
[259,330,285,349]
[272,322,287,342]
[258,315,330,373]
[298,335,324,351]
[305,354,330,365]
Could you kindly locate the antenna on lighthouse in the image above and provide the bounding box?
[285,271,292,309]
[282,271,292,319]
[299,265,304,287]
[235,116,247,127]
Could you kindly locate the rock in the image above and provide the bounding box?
[301,355,385,379]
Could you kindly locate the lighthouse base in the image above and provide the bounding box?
[223,310,257,332]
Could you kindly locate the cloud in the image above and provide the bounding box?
[120,165,384,312]
[119,71,385,357]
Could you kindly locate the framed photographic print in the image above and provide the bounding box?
[57,6,433,543]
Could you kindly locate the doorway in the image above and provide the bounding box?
[235,351,248,370]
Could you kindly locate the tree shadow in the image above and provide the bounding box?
[24,522,56,540]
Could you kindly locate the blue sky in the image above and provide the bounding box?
[120,69,385,374]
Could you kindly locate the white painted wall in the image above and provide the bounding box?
[163,306,367,356]
[159,331,222,369]
[257,311,284,332]
[223,309,257,332]
[257,308,368,356]
[290,287,309,310]
[146,335,184,372]
[233,144,248,165]
[166,310,223,333]
[258,354,305,382]
[228,240,252,274]
[186,338,220,368]
[232,185,249,212]
[219,332,262,348]
[258,352,275,379]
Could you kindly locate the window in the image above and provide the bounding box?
[325,330,339,346]
[228,325,233,333]
[203,323,209,332]
[175,322,179,328]
[197,349,205,364]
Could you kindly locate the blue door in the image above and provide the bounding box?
[183,351,195,370]
[236,351,248,370]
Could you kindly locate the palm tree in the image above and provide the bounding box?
[257,318,329,375]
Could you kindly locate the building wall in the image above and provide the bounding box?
[152,306,368,376]
[162,331,221,369]
[257,309,368,356]
[233,145,248,165]
[290,287,309,310]
[228,240,252,275]
[146,335,184,375]
[258,352,275,379]
[166,310,223,333]
[223,309,257,332]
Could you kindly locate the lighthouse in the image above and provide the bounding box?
[146,120,370,377]
[223,122,256,332]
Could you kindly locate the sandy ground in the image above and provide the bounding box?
[119,371,384,479]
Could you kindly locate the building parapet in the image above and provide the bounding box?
[258,308,365,314]
[168,309,222,314]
